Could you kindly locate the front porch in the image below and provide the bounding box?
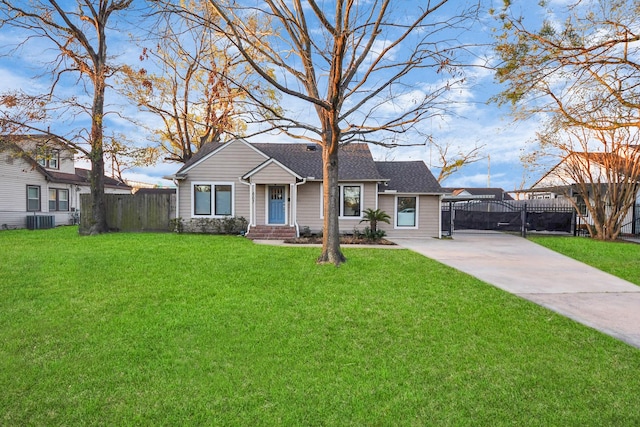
[242,158,305,240]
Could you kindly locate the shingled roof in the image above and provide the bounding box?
[176,140,443,193]
[177,140,386,181]
[252,143,385,181]
[48,168,131,189]
[375,161,442,194]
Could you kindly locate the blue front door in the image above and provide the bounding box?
[268,186,286,224]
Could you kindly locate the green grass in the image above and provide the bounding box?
[529,235,640,286]
[1,227,640,425]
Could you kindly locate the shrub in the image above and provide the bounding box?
[174,217,248,235]
[363,226,386,240]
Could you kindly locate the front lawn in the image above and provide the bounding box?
[1,227,640,425]
[529,235,640,286]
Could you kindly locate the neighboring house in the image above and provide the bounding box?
[511,151,640,232]
[165,139,444,239]
[513,152,638,201]
[0,135,132,229]
[443,187,514,202]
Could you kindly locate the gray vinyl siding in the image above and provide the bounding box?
[177,140,266,219]
[296,181,322,231]
[295,181,379,234]
[378,194,441,238]
[255,185,267,225]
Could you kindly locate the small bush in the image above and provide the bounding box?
[175,217,248,235]
[300,226,312,237]
[363,226,386,240]
[169,217,184,233]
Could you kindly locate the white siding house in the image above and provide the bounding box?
[0,135,131,229]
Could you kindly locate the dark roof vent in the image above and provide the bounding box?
[306,144,318,152]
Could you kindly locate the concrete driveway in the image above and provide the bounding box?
[390,231,640,349]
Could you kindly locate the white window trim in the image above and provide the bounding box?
[319,183,364,220]
[394,195,419,229]
[191,181,235,218]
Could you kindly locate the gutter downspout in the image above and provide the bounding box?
[238,177,252,235]
[293,178,307,237]
[172,178,180,223]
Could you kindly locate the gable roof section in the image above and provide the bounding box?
[242,157,303,180]
[375,161,442,194]
[1,133,70,152]
[530,150,640,191]
[442,187,513,201]
[176,139,268,175]
[252,143,385,181]
[1,136,130,189]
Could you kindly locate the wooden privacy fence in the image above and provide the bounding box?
[80,192,176,233]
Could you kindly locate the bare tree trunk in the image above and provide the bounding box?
[318,143,345,265]
[88,69,108,234]
[88,147,108,234]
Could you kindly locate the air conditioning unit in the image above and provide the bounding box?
[26,215,55,230]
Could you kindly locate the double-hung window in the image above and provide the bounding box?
[193,182,233,217]
[27,185,41,212]
[341,185,362,217]
[36,146,60,169]
[49,188,70,211]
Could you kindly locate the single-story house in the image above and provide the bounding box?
[165,139,444,239]
[0,135,132,229]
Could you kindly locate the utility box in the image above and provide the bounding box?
[26,215,55,230]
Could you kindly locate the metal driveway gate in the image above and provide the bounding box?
[442,200,575,236]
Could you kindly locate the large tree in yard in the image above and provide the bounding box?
[177,0,479,265]
[0,0,133,235]
[494,0,640,240]
[534,116,640,240]
[120,1,279,163]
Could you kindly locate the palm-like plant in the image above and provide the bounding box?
[360,208,391,233]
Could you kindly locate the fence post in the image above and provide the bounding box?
[448,201,454,237]
[521,203,527,238]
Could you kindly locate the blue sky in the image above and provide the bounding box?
[0,0,554,191]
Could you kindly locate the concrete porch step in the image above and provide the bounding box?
[246,225,297,240]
